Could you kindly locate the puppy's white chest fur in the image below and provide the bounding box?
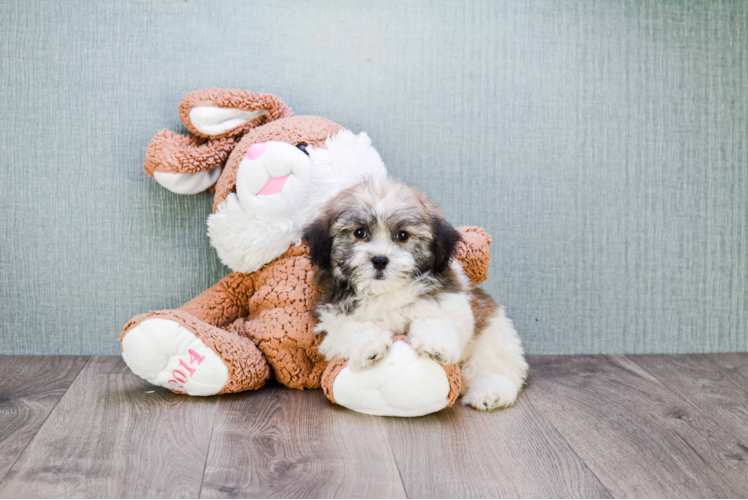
[350,289,474,338]
[350,294,415,335]
[315,274,477,369]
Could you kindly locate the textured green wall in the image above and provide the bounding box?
[1,0,746,355]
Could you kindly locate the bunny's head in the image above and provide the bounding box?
[145,89,387,273]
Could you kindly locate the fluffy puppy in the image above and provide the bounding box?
[304,177,529,410]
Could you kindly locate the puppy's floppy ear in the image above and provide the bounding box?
[431,217,463,274]
[304,217,334,270]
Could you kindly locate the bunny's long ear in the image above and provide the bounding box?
[178,88,293,138]
[144,89,293,194]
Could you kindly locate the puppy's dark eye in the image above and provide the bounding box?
[296,144,309,155]
[353,228,367,239]
[396,230,409,242]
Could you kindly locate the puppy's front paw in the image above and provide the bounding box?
[410,337,461,365]
[349,337,392,371]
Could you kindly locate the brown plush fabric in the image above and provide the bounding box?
[320,358,348,404]
[212,116,346,210]
[127,89,492,410]
[236,244,326,389]
[143,88,294,184]
[454,226,492,286]
[443,364,462,407]
[143,130,238,177]
[178,88,294,138]
[180,272,255,328]
[121,309,271,394]
[121,233,485,396]
[121,228,488,395]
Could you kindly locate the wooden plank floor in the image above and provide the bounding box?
[0,354,746,498]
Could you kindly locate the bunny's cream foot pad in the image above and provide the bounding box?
[121,318,228,396]
[322,339,461,417]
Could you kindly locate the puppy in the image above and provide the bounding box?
[303,177,528,410]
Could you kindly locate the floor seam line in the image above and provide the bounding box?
[382,420,410,499]
[524,384,615,498]
[621,354,742,488]
[626,355,704,407]
[0,355,91,489]
[197,395,221,499]
[625,354,748,425]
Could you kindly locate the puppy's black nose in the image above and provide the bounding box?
[371,255,389,270]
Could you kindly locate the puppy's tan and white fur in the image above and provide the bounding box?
[304,178,528,410]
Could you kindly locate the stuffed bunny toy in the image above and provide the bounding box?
[120,88,492,417]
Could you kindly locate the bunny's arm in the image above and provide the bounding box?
[454,226,492,286]
[179,272,256,329]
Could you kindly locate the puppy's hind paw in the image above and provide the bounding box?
[349,337,392,371]
[462,375,521,411]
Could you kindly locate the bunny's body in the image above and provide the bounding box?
[120,89,492,416]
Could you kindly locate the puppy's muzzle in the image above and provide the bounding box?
[371,255,389,270]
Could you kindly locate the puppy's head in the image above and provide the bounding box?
[304,177,462,298]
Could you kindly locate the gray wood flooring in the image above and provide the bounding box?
[0,354,746,498]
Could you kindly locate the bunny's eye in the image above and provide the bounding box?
[353,228,367,239]
[296,144,309,155]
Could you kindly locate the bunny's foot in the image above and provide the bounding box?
[120,310,270,396]
[321,336,460,417]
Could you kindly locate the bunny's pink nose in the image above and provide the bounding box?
[246,143,268,160]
